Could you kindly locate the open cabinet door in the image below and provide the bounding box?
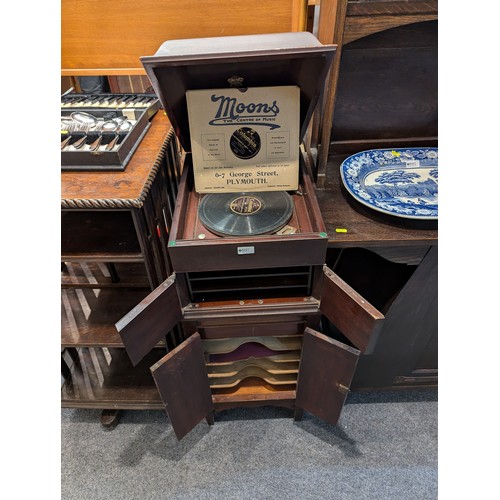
[321,265,384,354]
[151,333,214,440]
[295,328,360,426]
[115,275,182,366]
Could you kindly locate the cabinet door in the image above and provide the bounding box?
[295,327,360,426]
[151,333,214,440]
[321,265,384,354]
[115,274,182,366]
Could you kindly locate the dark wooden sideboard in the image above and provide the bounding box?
[316,154,437,390]
[307,0,438,390]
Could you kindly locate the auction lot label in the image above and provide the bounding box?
[186,86,300,193]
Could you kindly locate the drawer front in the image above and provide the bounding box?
[198,319,307,339]
[169,237,328,273]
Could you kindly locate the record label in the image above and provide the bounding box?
[198,191,294,236]
[229,128,261,160]
[229,195,263,215]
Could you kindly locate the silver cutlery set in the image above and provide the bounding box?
[61,93,160,171]
[61,111,134,152]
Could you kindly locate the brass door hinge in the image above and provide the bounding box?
[337,383,350,395]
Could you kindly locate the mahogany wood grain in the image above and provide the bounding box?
[169,237,328,273]
[62,287,151,347]
[211,378,296,402]
[208,365,297,389]
[61,253,144,263]
[182,297,319,322]
[203,336,303,355]
[213,394,296,406]
[150,333,214,440]
[167,154,328,272]
[321,266,384,353]
[198,320,307,339]
[207,357,300,374]
[115,275,182,366]
[61,113,171,204]
[62,0,308,75]
[295,327,359,425]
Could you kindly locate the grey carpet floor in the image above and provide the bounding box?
[61,390,437,500]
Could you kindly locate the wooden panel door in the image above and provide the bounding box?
[320,265,384,354]
[151,333,214,439]
[295,327,359,426]
[151,333,214,440]
[115,275,182,366]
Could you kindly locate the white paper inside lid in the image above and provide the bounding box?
[186,85,300,193]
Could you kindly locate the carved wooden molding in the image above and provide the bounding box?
[61,129,175,209]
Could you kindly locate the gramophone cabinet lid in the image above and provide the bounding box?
[141,32,336,152]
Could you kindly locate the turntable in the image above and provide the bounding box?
[140,31,336,273]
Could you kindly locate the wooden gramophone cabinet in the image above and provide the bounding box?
[115,32,385,440]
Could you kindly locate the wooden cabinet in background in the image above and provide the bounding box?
[314,0,438,185]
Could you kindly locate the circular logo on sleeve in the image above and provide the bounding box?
[229,127,261,160]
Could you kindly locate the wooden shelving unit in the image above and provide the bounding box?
[61,114,184,422]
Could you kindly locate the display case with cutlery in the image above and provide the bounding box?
[61,93,160,171]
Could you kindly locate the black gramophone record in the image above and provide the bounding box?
[198,191,294,236]
[229,127,261,160]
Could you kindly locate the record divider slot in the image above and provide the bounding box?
[203,336,303,399]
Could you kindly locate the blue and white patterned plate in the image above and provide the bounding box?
[340,147,438,220]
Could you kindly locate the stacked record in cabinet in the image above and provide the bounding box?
[115,32,386,440]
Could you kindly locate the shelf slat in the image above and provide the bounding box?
[62,253,145,263]
[62,287,157,347]
[61,348,165,409]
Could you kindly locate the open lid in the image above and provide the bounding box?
[141,32,336,152]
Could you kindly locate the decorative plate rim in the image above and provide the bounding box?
[339,147,438,220]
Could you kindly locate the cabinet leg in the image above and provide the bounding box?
[294,408,304,421]
[106,263,120,283]
[205,412,215,426]
[100,409,122,429]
